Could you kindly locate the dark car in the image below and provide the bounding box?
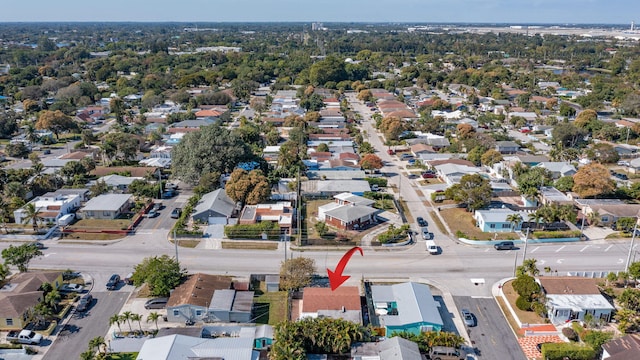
[162,189,177,199]
[144,297,168,309]
[494,241,515,250]
[106,274,120,290]
[171,208,182,219]
[422,172,437,179]
[77,294,93,312]
[417,217,428,227]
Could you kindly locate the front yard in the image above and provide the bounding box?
[440,207,518,241]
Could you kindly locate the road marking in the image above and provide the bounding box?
[471,296,492,299]
[530,247,540,253]
[136,231,152,235]
[538,259,546,265]
[605,245,613,252]
[557,259,564,264]
[618,259,624,264]
[555,246,566,253]
[580,245,590,252]
[484,248,490,252]
[44,253,56,257]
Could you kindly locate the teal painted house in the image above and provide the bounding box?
[254,325,274,350]
[371,282,443,336]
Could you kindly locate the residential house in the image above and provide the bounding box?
[410,143,435,157]
[474,208,529,233]
[370,282,443,336]
[167,118,217,134]
[150,145,172,159]
[578,201,640,227]
[166,274,232,323]
[433,162,482,186]
[351,337,422,360]
[535,162,577,179]
[92,166,160,179]
[14,192,81,225]
[601,334,640,360]
[301,180,371,197]
[405,132,450,150]
[262,145,281,164]
[306,170,367,180]
[77,194,132,220]
[539,187,573,206]
[0,272,63,330]
[135,335,258,360]
[208,289,254,323]
[96,174,144,193]
[495,141,521,154]
[298,286,362,324]
[192,189,237,225]
[318,193,378,230]
[239,202,293,235]
[538,277,614,325]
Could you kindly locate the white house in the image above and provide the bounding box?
[14,192,81,225]
[539,277,614,325]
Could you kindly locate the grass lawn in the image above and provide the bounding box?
[71,219,131,230]
[221,241,278,250]
[305,199,365,246]
[440,207,518,240]
[502,279,546,325]
[61,233,124,241]
[171,239,201,248]
[107,353,138,360]
[254,291,288,325]
[429,210,449,236]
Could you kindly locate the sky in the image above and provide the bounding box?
[1,0,638,24]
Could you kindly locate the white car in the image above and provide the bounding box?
[60,283,84,293]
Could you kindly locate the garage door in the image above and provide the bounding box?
[208,217,227,225]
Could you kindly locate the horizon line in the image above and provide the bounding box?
[0,21,631,26]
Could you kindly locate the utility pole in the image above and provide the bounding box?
[174,229,179,264]
[625,221,638,272]
[296,167,302,246]
[521,227,530,267]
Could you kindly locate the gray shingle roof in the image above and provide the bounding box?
[193,189,236,218]
[81,194,132,211]
[325,205,378,223]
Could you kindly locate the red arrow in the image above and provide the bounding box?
[327,246,363,291]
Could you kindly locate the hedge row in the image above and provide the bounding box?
[225,222,281,240]
[541,342,595,360]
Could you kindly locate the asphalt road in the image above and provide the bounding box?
[454,296,526,360]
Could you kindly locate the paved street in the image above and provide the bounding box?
[454,296,526,360]
[42,291,129,360]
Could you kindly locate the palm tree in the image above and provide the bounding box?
[146,312,161,331]
[506,213,523,232]
[79,350,95,360]
[588,211,601,227]
[44,287,61,312]
[528,212,543,230]
[130,313,143,333]
[109,314,122,333]
[89,336,106,355]
[21,203,42,231]
[120,311,133,332]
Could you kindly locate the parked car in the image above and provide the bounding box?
[144,209,159,218]
[162,189,177,198]
[494,241,515,250]
[60,283,84,293]
[124,272,134,285]
[422,172,437,178]
[6,330,43,345]
[106,274,120,290]
[171,208,182,219]
[417,217,428,227]
[144,297,169,309]
[421,227,430,240]
[77,294,93,312]
[400,153,414,160]
[461,309,475,327]
[387,149,395,155]
[428,346,467,360]
[618,161,630,167]
[152,202,163,211]
[31,241,45,249]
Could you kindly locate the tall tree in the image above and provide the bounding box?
[21,203,42,231]
[444,174,492,211]
[35,110,78,139]
[225,169,271,206]
[359,154,383,170]
[280,257,316,291]
[572,163,615,198]
[171,124,251,185]
[1,243,43,272]
[131,255,186,297]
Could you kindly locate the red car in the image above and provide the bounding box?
[422,172,436,179]
[387,149,395,155]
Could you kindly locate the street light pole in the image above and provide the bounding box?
[522,227,530,266]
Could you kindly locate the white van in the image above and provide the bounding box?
[426,240,438,254]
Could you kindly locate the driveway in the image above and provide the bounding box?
[453,296,526,360]
[42,290,129,360]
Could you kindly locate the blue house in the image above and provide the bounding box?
[474,208,528,233]
[370,282,443,336]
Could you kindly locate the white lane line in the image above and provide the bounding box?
[530,247,540,253]
[580,245,590,252]
[555,245,566,253]
[605,245,613,252]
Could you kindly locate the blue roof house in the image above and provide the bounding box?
[370,282,443,336]
[474,208,529,233]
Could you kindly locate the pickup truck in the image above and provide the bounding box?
[6,330,43,345]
